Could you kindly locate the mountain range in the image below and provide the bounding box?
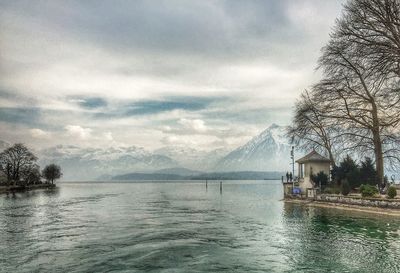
[112,169,284,181]
[1,124,293,181]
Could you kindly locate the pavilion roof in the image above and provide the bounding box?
[295,150,331,164]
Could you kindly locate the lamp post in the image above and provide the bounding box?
[290,146,295,192]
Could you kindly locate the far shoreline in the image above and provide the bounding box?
[0,184,56,194]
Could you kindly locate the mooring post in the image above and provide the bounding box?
[206,179,208,191]
[220,181,222,194]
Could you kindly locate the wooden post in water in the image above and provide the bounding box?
[220,181,222,194]
[206,179,208,191]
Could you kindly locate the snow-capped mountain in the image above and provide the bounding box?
[0,124,294,180]
[214,124,292,172]
[38,145,179,181]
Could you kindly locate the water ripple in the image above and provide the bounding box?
[0,181,399,273]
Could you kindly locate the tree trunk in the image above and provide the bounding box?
[373,134,384,187]
[327,148,336,168]
[371,102,384,187]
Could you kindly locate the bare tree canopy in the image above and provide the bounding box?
[0,143,38,184]
[289,0,400,186]
[42,164,62,184]
[336,0,400,77]
[287,90,340,166]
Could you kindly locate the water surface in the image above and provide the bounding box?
[1,180,399,272]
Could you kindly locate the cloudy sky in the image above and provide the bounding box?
[0,0,344,152]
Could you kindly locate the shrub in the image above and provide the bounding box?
[341,181,351,196]
[311,171,329,188]
[334,156,382,189]
[335,155,358,182]
[360,157,377,185]
[347,168,362,188]
[387,186,397,199]
[360,184,378,198]
[323,187,340,194]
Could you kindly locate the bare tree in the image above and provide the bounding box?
[336,0,400,77]
[316,34,400,185]
[42,164,62,184]
[287,90,339,166]
[289,0,400,186]
[20,164,41,185]
[0,143,38,185]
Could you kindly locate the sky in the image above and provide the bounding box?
[0,0,345,152]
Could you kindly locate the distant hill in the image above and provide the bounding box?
[153,167,204,176]
[190,171,284,180]
[0,123,294,181]
[113,173,185,181]
[111,170,284,181]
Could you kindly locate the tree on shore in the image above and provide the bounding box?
[287,90,340,167]
[326,155,378,190]
[42,164,62,184]
[20,164,41,185]
[0,143,38,185]
[336,0,400,78]
[315,28,400,186]
[289,0,400,187]
[333,155,360,188]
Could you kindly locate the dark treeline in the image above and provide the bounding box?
[288,0,400,187]
[0,143,62,186]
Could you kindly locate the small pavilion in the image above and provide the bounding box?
[296,150,331,195]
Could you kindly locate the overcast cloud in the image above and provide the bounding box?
[0,0,344,151]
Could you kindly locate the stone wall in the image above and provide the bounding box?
[315,194,400,209]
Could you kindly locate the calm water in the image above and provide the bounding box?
[0,180,399,273]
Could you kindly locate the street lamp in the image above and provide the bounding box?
[290,146,295,193]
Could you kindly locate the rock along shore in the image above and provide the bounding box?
[284,194,400,217]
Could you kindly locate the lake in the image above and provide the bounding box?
[0,180,399,273]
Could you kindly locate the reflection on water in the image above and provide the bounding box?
[0,181,399,273]
[282,202,400,272]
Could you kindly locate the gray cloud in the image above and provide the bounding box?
[68,96,108,109]
[0,0,345,150]
[0,107,41,126]
[92,96,229,119]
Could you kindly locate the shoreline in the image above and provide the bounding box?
[284,198,400,217]
[0,184,56,194]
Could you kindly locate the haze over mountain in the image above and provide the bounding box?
[38,145,179,181]
[154,146,229,171]
[18,124,292,181]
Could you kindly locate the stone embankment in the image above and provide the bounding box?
[285,194,400,216]
[315,194,400,209]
